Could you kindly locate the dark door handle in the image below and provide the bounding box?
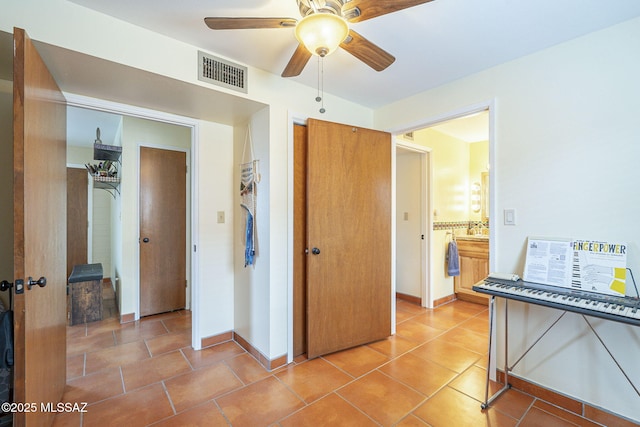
[142,237,150,243]
[0,281,12,292]
[311,247,321,255]
[27,276,47,290]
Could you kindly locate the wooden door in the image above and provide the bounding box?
[139,147,186,317]
[13,27,67,427]
[306,119,392,358]
[67,167,88,278]
[293,124,307,357]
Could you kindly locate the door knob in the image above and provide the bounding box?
[0,281,12,292]
[27,276,47,290]
[142,237,150,243]
[311,247,321,255]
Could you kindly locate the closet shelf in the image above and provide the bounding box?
[94,143,122,161]
[88,129,121,197]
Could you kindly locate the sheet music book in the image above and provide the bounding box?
[523,237,627,296]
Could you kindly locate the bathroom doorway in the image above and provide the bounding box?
[395,106,492,307]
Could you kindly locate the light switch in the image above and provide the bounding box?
[403,212,409,221]
[504,208,516,225]
[217,211,225,224]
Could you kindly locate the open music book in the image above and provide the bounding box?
[523,237,627,297]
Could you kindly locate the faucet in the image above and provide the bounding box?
[476,221,487,235]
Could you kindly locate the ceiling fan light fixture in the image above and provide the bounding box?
[295,13,349,57]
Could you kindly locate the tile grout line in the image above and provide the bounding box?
[160,380,178,416]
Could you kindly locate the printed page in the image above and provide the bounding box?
[571,240,627,296]
[523,238,573,287]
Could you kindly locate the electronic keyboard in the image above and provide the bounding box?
[473,278,640,327]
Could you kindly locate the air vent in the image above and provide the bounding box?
[198,51,248,93]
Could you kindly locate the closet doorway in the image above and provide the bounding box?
[395,143,430,307]
[293,119,393,358]
[67,106,193,322]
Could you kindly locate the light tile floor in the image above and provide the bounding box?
[55,295,606,426]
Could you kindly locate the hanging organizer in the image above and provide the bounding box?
[86,128,121,198]
[240,125,260,267]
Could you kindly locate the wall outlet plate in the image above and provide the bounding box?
[504,208,516,225]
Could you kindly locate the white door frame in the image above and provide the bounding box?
[64,93,201,350]
[394,140,432,308]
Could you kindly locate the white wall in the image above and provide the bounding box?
[196,120,235,340]
[91,189,112,276]
[375,17,640,422]
[233,108,274,358]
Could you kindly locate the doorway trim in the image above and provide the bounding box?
[394,140,432,308]
[64,93,201,350]
[286,112,306,363]
[136,143,190,318]
[385,99,497,306]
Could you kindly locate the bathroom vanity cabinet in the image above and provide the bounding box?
[453,237,489,304]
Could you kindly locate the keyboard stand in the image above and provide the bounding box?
[481,295,640,409]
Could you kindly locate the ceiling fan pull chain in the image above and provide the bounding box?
[316,55,322,103]
[319,56,326,114]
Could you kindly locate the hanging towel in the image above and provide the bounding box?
[240,125,259,267]
[241,205,255,267]
[447,241,460,276]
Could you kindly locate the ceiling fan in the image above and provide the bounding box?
[204,0,433,77]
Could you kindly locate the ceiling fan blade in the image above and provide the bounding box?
[340,30,395,72]
[204,17,297,30]
[343,0,434,23]
[282,44,312,77]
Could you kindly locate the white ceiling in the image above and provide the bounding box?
[67,0,640,109]
[6,2,640,146]
[67,107,122,148]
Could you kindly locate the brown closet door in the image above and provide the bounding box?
[306,119,392,358]
[139,147,186,317]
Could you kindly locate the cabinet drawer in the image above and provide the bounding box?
[456,239,489,258]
